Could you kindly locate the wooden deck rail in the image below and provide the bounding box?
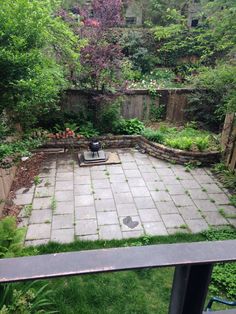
[1,240,236,314]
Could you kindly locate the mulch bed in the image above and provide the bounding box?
[3,152,46,219]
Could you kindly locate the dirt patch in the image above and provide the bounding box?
[3,153,45,219]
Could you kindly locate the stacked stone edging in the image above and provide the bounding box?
[43,135,220,165]
[138,137,221,165]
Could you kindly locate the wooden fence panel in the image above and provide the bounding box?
[221,113,236,172]
[0,166,16,216]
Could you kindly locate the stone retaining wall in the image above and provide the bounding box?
[43,135,220,166]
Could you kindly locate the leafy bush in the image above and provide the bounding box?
[188,64,236,130]
[142,125,218,152]
[98,99,122,134]
[0,216,26,258]
[142,128,164,143]
[212,163,236,192]
[79,122,99,139]
[0,138,44,168]
[165,137,193,151]
[0,0,79,130]
[114,118,145,135]
[203,228,236,300]
[195,136,210,151]
[0,282,57,314]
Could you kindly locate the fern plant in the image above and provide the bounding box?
[0,216,26,258]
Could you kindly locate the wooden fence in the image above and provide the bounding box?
[0,166,16,216]
[221,113,236,172]
[62,88,193,124]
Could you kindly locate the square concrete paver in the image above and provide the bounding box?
[95,199,116,211]
[134,197,155,209]
[55,201,74,215]
[97,211,119,225]
[99,225,122,240]
[75,220,98,236]
[33,197,52,210]
[51,229,74,243]
[26,224,51,240]
[186,219,209,233]
[117,204,138,216]
[162,214,185,228]
[155,201,179,214]
[139,209,161,222]
[75,195,94,207]
[29,210,52,224]
[143,222,168,236]
[14,193,33,205]
[52,214,74,229]
[75,206,96,220]
[19,149,233,245]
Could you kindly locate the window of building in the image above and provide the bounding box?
[191,19,199,27]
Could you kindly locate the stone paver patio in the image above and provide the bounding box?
[15,149,235,245]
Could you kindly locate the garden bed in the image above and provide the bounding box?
[42,135,221,166]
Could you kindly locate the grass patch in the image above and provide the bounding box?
[2,229,235,313]
[18,229,236,313]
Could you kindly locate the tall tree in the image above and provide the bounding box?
[0,0,80,129]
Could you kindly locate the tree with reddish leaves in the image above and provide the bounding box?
[77,0,125,90]
[92,0,124,28]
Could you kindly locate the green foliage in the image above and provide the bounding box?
[0,281,57,314]
[79,122,99,138]
[114,118,145,135]
[189,64,236,127]
[142,128,164,143]
[165,137,193,150]
[150,104,166,122]
[229,195,236,207]
[195,136,209,151]
[0,216,25,258]
[212,163,236,192]
[203,228,236,300]
[129,68,178,89]
[97,98,122,134]
[0,138,43,168]
[120,30,158,74]
[0,0,79,129]
[142,125,219,152]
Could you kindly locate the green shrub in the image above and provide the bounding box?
[0,216,26,258]
[165,137,193,151]
[195,136,209,151]
[79,122,99,139]
[0,138,44,168]
[0,282,57,314]
[114,118,145,135]
[203,228,236,300]
[98,100,121,134]
[212,163,236,192]
[142,128,164,144]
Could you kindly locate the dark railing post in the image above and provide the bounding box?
[169,264,213,314]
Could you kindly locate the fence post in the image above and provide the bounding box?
[169,264,213,314]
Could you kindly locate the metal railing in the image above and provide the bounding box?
[1,240,236,314]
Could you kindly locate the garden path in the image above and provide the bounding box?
[15,149,235,245]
